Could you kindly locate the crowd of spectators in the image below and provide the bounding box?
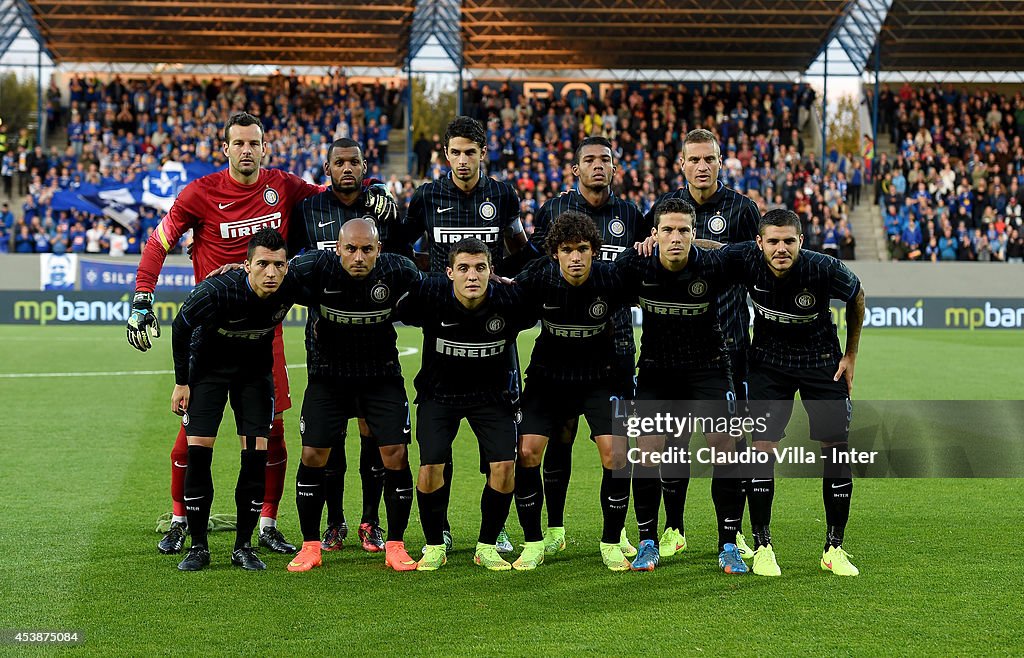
[0,69,404,255]
[3,74,868,261]
[870,82,1024,262]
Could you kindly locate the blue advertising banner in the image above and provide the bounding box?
[79,258,196,292]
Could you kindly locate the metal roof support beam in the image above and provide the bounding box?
[0,0,51,60]
[465,68,805,83]
[825,0,892,75]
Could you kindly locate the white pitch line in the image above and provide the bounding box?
[0,346,419,379]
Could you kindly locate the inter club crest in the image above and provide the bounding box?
[608,217,625,237]
[689,278,708,297]
[486,315,506,333]
[479,201,497,221]
[708,214,727,234]
[795,291,816,309]
[264,187,279,206]
[589,299,608,319]
[371,282,390,302]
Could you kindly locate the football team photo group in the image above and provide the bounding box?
[127,112,866,580]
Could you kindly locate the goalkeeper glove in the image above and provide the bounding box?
[126,291,161,352]
[364,183,398,224]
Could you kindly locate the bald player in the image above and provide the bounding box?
[283,218,423,572]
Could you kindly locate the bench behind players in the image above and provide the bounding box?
[171,229,299,572]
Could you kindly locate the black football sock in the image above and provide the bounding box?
[543,440,573,528]
[712,462,743,550]
[438,461,453,532]
[295,462,326,543]
[417,487,445,547]
[631,462,661,543]
[600,466,631,544]
[822,443,853,549]
[383,466,414,542]
[323,436,346,526]
[734,436,750,534]
[514,464,544,542]
[748,451,776,549]
[479,484,514,545]
[184,445,214,549]
[660,454,690,534]
[235,448,267,550]
[359,435,385,525]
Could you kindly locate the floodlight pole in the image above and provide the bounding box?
[406,59,414,177]
[37,48,43,145]
[821,47,828,168]
[872,39,880,185]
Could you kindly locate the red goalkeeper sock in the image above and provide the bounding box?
[262,418,287,519]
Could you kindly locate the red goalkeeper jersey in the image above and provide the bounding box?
[134,168,321,293]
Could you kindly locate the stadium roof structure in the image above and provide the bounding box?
[878,0,1024,72]
[20,0,415,68]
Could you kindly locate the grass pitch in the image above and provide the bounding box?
[0,326,1020,655]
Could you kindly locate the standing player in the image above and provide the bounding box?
[284,218,422,573]
[512,211,634,572]
[289,138,399,554]
[644,128,760,559]
[615,198,747,574]
[171,229,298,572]
[126,112,395,557]
[395,238,537,571]
[395,116,531,554]
[527,136,648,557]
[726,209,865,577]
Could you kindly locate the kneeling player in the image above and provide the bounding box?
[728,209,865,577]
[616,198,747,574]
[284,218,423,572]
[397,239,536,571]
[171,229,299,572]
[512,211,635,572]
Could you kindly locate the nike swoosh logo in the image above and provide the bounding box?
[251,500,263,506]
[724,517,740,523]
[542,304,560,310]
[751,479,772,483]
[184,495,203,501]
[403,427,411,434]
[266,459,287,467]
[318,220,335,228]
[753,286,770,292]
[323,288,343,294]
[218,201,236,210]
[173,461,187,468]
[641,282,659,287]
[297,483,319,488]
[441,321,459,327]
[608,495,629,502]
[395,487,413,493]
[518,492,538,500]
[638,519,654,526]
[227,318,247,324]
[437,206,453,213]
[831,482,852,489]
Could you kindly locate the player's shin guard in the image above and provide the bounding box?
[660,456,690,534]
[734,436,750,532]
[383,467,413,542]
[323,435,347,525]
[262,419,286,520]
[183,445,214,549]
[359,435,385,525]
[236,448,268,550]
[712,462,743,550]
[479,485,513,545]
[748,451,776,549]
[295,462,326,543]
[600,466,631,544]
[417,487,446,547]
[437,461,454,531]
[632,462,661,543]
[170,426,189,517]
[822,443,853,549]
[543,440,573,528]
[514,464,544,543]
